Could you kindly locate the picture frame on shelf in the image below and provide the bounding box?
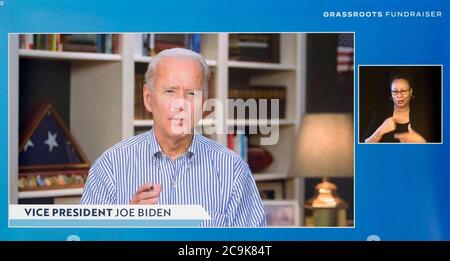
[257,180,284,200]
[263,200,300,227]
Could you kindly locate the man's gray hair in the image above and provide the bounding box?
[145,47,211,97]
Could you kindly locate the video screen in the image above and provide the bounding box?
[1,1,449,256]
[11,32,354,228]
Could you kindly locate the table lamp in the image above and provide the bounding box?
[290,113,354,226]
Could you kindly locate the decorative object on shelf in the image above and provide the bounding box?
[247,146,273,173]
[229,34,280,63]
[257,181,284,200]
[18,103,90,192]
[291,113,354,226]
[263,200,300,226]
[304,178,348,227]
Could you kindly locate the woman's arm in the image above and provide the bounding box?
[365,131,382,143]
[365,117,396,143]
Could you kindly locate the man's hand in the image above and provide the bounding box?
[394,124,426,143]
[130,183,162,204]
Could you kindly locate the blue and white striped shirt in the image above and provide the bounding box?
[81,129,266,227]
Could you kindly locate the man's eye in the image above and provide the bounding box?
[165,90,174,94]
[187,91,196,96]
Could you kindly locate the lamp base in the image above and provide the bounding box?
[312,208,347,227]
[313,209,336,227]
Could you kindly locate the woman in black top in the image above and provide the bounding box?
[364,75,426,143]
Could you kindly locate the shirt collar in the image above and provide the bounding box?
[148,129,163,157]
[148,128,197,159]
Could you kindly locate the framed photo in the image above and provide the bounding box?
[257,181,284,200]
[263,200,300,227]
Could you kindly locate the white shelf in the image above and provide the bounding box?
[19,49,122,61]
[133,119,153,127]
[134,55,217,66]
[253,172,288,181]
[228,60,296,71]
[133,119,216,127]
[134,55,153,63]
[206,60,217,67]
[18,188,84,199]
[227,119,296,126]
[199,118,216,126]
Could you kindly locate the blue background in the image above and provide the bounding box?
[1,0,449,240]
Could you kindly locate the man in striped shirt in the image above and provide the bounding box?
[81,48,266,227]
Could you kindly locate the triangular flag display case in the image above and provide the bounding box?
[18,103,90,191]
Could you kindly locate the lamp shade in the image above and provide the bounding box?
[290,113,354,178]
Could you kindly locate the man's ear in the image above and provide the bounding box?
[143,85,152,113]
[202,95,213,118]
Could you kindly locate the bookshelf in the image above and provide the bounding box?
[9,33,306,221]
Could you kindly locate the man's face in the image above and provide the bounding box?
[144,56,205,138]
[391,79,412,108]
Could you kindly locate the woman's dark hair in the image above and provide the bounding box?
[389,72,413,89]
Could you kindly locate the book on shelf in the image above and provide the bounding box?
[228,85,287,119]
[229,34,280,63]
[134,127,150,136]
[63,34,97,45]
[62,34,119,53]
[62,34,97,52]
[62,43,97,53]
[142,34,153,56]
[19,34,120,54]
[189,34,201,53]
[207,70,216,99]
[19,34,35,50]
[19,34,61,51]
[134,73,153,120]
[142,34,201,56]
[227,132,248,162]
